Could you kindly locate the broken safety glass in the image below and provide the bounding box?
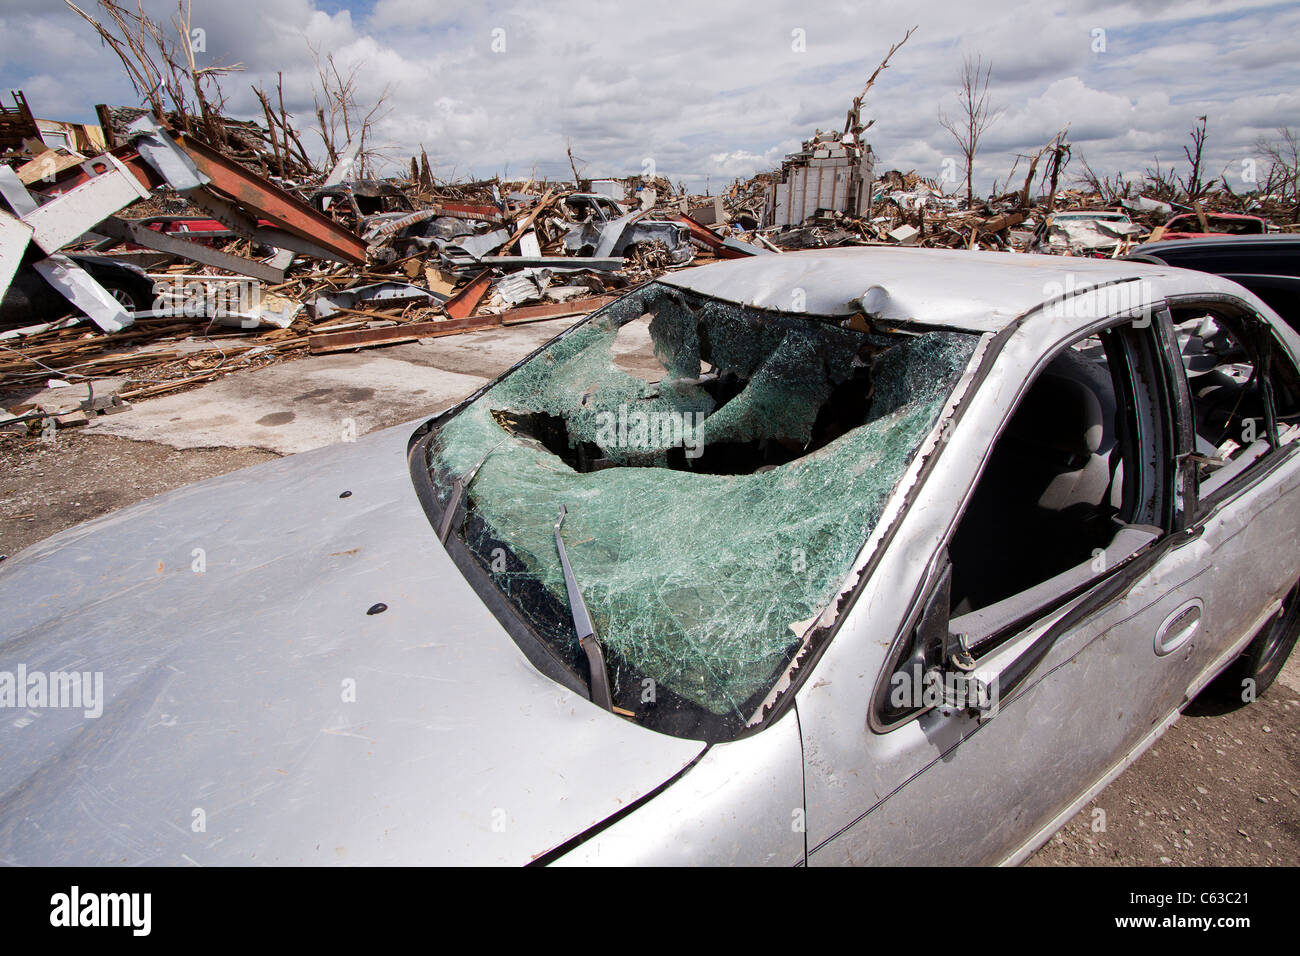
[425,281,979,740]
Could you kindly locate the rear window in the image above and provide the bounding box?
[425,282,979,740]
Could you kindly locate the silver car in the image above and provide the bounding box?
[2,248,1297,865]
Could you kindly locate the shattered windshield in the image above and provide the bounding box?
[424,281,979,740]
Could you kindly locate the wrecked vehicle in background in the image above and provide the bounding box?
[562,193,625,223]
[1,250,152,330]
[561,192,694,266]
[1037,209,1145,255]
[1158,212,1269,241]
[3,248,1299,866]
[1129,233,1300,330]
[309,179,416,225]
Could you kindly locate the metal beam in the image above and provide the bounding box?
[444,269,493,320]
[173,131,367,264]
[180,187,355,265]
[94,217,286,283]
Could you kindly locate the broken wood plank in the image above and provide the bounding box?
[424,265,458,297]
[498,295,619,325]
[307,314,502,354]
[978,211,1026,234]
[16,149,86,186]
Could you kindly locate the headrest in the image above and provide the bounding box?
[1006,371,1104,460]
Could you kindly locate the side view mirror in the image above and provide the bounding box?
[881,556,996,724]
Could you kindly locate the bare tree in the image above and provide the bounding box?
[67,1,322,179]
[843,26,917,142]
[843,26,916,214]
[1076,154,1131,203]
[939,55,1001,205]
[1006,125,1071,210]
[250,72,316,178]
[65,0,243,145]
[1142,153,1178,201]
[1178,115,1209,202]
[419,147,434,190]
[566,140,586,185]
[1256,127,1300,204]
[1041,129,1072,213]
[308,41,391,177]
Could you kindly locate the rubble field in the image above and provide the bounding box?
[4,88,1295,439]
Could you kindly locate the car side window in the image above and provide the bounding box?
[875,319,1174,729]
[947,325,1167,619]
[1169,302,1300,499]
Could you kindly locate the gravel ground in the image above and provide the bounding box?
[0,431,276,558]
[1,427,1296,865]
[1027,686,1299,865]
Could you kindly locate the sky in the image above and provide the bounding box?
[1,0,1297,195]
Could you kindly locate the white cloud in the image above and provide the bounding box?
[0,0,1295,194]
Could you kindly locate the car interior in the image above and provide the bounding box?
[1171,305,1300,498]
[949,338,1131,617]
[946,305,1300,645]
[1173,309,1270,487]
[875,325,1168,727]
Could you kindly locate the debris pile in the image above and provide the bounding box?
[3,9,1297,439]
[0,97,777,434]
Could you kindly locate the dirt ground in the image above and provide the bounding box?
[1,427,1296,866]
[0,431,276,559]
[1027,687,1299,865]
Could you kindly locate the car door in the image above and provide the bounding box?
[798,308,1216,866]
[1164,294,1300,701]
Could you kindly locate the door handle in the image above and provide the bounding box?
[1155,599,1203,656]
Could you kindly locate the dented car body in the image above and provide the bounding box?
[2,248,1299,866]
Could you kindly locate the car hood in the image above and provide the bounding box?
[0,422,704,865]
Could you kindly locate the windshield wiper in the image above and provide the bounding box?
[437,439,507,543]
[553,505,615,711]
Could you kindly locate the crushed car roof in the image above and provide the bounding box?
[657,247,1243,333]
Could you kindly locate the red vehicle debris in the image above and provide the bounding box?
[1157,211,1269,240]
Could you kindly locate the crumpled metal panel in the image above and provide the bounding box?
[22,154,150,254]
[657,247,1239,333]
[451,227,511,260]
[493,268,551,306]
[0,209,33,297]
[31,253,131,332]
